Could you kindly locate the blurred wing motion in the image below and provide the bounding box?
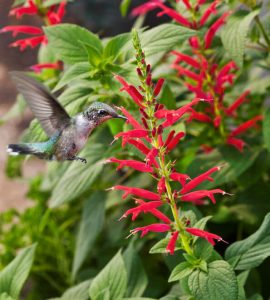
[10,71,70,137]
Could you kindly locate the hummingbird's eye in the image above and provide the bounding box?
[98,109,108,116]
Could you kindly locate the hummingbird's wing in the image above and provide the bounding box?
[10,71,71,137]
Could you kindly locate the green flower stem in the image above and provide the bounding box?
[255,16,270,49]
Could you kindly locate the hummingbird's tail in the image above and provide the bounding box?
[7,143,40,156]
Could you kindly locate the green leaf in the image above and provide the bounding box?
[169,262,193,282]
[149,238,170,254]
[159,83,176,110]
[221,9,259,68]
[188,260,238,300]
[49,144,109,207]
[82,42,103,67]
[53,62,91,92]
[50,280,91,300]
[104,33,131,62]
[120,0,131,17]
[0,95,26,124]
[89,251,127,300]
[263,107,270,152]
[194,239,213,261]
[0,294,15,300]
[44,24,103,64]
[225,212,270,270]
[123,298,156,300]
[123,243,148,297]
[0,244,37,299]
[72,192,105,278]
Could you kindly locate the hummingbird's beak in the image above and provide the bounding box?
[116,114,127,120]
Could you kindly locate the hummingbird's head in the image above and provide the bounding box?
[84,102,126,125]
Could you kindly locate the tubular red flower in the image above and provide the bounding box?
[145,148,159,166]
[115,75,145,108]
[170,172,190,187]
[9,0,38,18]
[226,136,245,152]
[166,132,185,151]
[226,90,250,116]
[108,158,154,173]
[182,0,192,10]
[187,108,212,123]
[153,78,165,96]
[180,166,221,194]
[10,35,46,51]
[171,51,200,69]
[131,0,162,16]
[172,65,201,82]
[47,2,66,25]
[130,223,171,237]
[120,200,163,221]
[115,129,149,146]
[126,139,150,155]
[0,26,42,37]
[181,189,227,204]
[230,115,263,137]
[30,62,62,73]
[157,177,166,194]
[204,12,231,49]
[110,186,160,200]
[214,115,221,128]
[166,231,179,255]
[186,227,224,245]
[120,107,144,130]
[164,130,175,147]
[189,36,200,49]
[199,1,218,26]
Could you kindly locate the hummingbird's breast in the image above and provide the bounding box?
[54,115,94,161]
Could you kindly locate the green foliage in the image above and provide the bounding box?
[0,244,36,299]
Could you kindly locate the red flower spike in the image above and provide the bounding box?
[30,62,62,73]
[129,223,171,238]
[120,200,163,221]
[107,158,154,173]
[115,75,145,108]
[154,78,165,96]
[120,107,144,130]
[170,172,190,187]
[166,132,185,151]
[181,189,227,204]
[110,186,160,200]
[226,90,250,116]
[227,136,245,152]
[0,26,42,37]
[10,0,38,18]
[230,115,263,137]
[157,177,166,194]
[181,166,221,194]
[126,139,150,155]
[10,35,46,51]
[166,231,179,255]
[171,51,200,69]
[199,1,218,26]
[204,11,231,49]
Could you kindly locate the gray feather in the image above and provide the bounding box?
[10,71,70,137]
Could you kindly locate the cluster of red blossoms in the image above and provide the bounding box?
[107,30,227,255]
[0,0,66,73]
[132,0,262,151]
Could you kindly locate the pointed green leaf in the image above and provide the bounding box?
[123,243,148,297]
[89,251,127,300]
[169,262,193,282]
[221,9,259,68]
[72,192,105,278]
[49,144,109,207]
[188,260,238,300]
[225,212,270,270]
[149,238,170,254]
[120,0,131,17]
[104,33,131,62]
[0,244,37,299]
[44,24,103,64]
[53,62,92,92]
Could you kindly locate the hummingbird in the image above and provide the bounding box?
[7,72,126,163]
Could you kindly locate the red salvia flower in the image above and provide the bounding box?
[166,231,179,255]
[110,185,160,200]
[170,172,190,187]
[181,189,227,204]
[225,90,250,116]
[10,35,47,51]
[9,0,38,18]
[186,227,226,245]
[129,223,171,238]
[120,107,145,130]
[108,157,154,173]
[30,61,63,73]
[226,136,246,152]
[229,115,263,137]
[0,26,42,36]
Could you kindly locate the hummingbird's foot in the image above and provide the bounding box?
[69,156,87,164]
